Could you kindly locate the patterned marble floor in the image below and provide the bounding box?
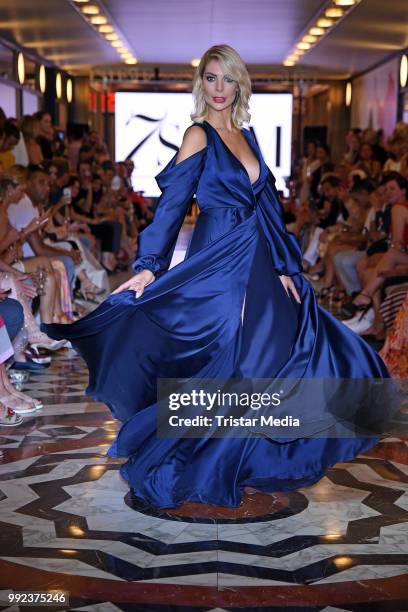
[0,227,407,611]
[0,350,406,611]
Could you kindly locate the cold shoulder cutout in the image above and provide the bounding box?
[175,124,207,165]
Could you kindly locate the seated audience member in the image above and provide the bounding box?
[21,115,43,166]
[0,120,20,173]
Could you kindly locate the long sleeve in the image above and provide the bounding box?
[256,170,303,276]
[132,147,207,277]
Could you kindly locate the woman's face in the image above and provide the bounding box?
[369,187,385,210]
[70,181,80,198]
[40,113,52,136]
[384,180,405,205]
[202,59,238,114]
[48,165,57,184]
[306,142,316,157]
[360,144,373,161]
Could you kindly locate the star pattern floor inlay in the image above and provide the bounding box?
[0,349,407,611]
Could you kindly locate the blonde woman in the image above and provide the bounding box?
[21,115,43,166]
[44,45,397,509]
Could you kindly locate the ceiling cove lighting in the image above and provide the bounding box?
[400,54,408,88]
[71,0,138,66]
[283,0,361,69]
[345,81,352,106]
[39,64,46,93]
[325,7,344,18]
[90,15,107,25]
[81,4,99,14]
[17,52,25,84]
[309,27,325,35]
[317,17,333,27]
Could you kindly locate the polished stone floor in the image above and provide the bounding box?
[0,227,407,610]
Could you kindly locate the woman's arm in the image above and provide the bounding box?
[112,125,207,296]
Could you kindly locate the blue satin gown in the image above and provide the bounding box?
[42,120,398,508]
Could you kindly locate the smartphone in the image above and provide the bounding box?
[63,187,72,205]
[111,175,121,191]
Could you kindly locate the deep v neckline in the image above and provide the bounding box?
[203,120,261,187]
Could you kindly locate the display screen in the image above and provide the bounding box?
[115,91,292,195]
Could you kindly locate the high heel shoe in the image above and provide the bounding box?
[341,294,373,319]
[316,284,335,299]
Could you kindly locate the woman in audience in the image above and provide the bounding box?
[21,115,43,166]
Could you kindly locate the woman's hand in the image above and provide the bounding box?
[279,275,301,304]
[111,269,155,298]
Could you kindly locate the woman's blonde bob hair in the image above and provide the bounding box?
[191,44,251,128]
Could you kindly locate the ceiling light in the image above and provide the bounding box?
[345,81,352,106]
[81,4,99,14]
[191,58,200,68]
[326,7,344,17]
[111,40,122,47]
[400,54,408,88]
[121,52,133,59]
[293,48,305,56]
[334,0,356,5]
[302,35,317,43]
[125,58,138,65]
[105,33,119,40]
[309,27,325,35]
[66,78,73,103]
[90,15,107,25]
[39,64,46,93]
[117,46,128,53]
[17,52,25,84]
[99,24,113,33]
[283,60,295,67]
[287,55,298,62]
[297,42,311,50]
[317,18,333,27]
[73,0,90,3]
[56,72,62,99]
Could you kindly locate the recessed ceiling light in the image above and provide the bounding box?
[334,0,357,5]
[191,58,200,67]
[99,24,113,33]
[283,60,295,67]
[297,42,311,50]
[293,48,305,56]
[309,27,325,36]
[117,46,128,53]
[125,58,138,65]
[105,33,119,40]
[121,52,133,59]
[326,7,344,17]
[302,34,317,43]
[81,4,99,14]
[90,15,107,25]
[317,17,333,27]
[111,40,122,47]
[73,0,89,3]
